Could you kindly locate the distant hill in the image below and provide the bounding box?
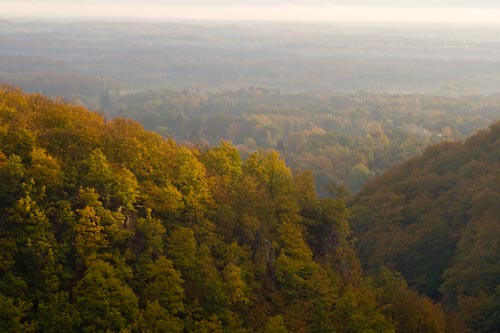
[351,121,500,332]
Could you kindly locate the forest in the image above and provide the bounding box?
[0,87,449,332]
[2,20,500,96]
[351,120,500,332]
[3,19,500,194]
[2,13,500,333]
[101,88,500,194]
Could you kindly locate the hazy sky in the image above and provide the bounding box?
[2,1,500,24]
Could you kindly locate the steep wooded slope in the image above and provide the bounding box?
[352,121,500,332]
[0,86,445,332]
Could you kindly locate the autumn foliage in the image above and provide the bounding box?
[0,87,444,332]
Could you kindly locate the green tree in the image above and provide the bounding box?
[73,260,139,333]
[142,256,184,315]
[333,286,395,333]
[0,294,27,332]
[136,300,183,333]
[264,315,288,333]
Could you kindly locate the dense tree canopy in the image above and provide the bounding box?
[100,88,500,194]
[351,121,500,332]
[0,86,446,332]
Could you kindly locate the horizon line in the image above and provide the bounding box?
[2,5,500,25]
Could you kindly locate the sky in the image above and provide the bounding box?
[2,1,500,24]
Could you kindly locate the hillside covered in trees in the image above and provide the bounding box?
[101,88,500,194]
[0,87,450,332]
[351,121,500,332]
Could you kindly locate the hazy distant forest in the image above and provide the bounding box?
[1,19,500,332]
[2,20,500,192]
